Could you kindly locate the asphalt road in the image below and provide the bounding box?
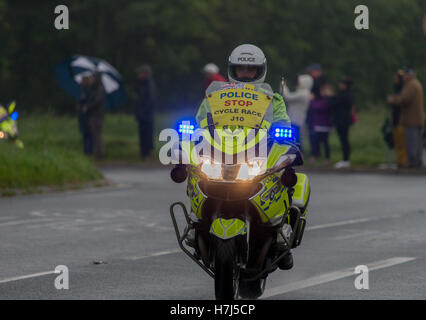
[0,167,425,300]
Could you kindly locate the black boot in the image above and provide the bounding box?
[278,252,293,270]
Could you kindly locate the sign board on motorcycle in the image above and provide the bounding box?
[207,87,270,128]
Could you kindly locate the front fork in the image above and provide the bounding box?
[170,201,214,278]
[170,201,249,278]
[243,204,298,281]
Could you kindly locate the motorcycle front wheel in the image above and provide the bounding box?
[214,238,238,300]
[238,278,263,299]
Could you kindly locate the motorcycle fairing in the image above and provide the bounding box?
[266,143,291,169]
[210,218,247,239]
[249,173,290,224]
[292,173,310,213]
[187,170,206,219]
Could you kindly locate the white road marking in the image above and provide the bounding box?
[125,249,181,261]
[0,271,55,284]
[29,211,47,217]
[262,257,416,299]
[0,218,54,228]
[332,230,380,240]
[306,214,402,231]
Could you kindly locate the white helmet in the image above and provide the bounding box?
[203,63,219,74]
[228,44,267,84]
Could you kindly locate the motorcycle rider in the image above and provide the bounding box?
[196,44,291,128]
[195,44,294,269]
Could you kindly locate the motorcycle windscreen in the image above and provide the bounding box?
[195,126,268,159]
[207,85,271,128]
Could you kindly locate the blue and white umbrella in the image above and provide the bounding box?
[55,55,127,110]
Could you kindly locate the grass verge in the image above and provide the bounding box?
[0,105,405,192]
[0,113,103,192]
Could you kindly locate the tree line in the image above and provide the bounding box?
[0,0,424,114]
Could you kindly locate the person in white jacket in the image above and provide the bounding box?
[282,74,313,150]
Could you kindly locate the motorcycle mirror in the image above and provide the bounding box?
[281,167,297,188]
[171,165,187,183]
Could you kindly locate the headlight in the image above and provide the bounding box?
[200,157,222,180]
[199,157,266,181]
[236,159,266,181]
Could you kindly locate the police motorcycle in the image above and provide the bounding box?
[169,81,310,300]
[0,101,24,149]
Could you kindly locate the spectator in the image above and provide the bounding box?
[82,73,105,160]
[329,77,354,168]
[203,63,226,91]
[309,83,334,164]
[306,63,327,98]
[135,64,157,159]
[282,74,313,150]
[78,74,93,155]
[306,63,328,157]
[387,67,424,168]
[391,69,408,167]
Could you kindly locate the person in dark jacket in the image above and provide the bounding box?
[390,70,408,167]
[391,71,404,126]
[306,63,328,159]
[82,72,106,159]
[309,83,333,164]
[330,77,354,168]
[135,65,157,158]
[387,67,424,168]
[306,63,327,98]
[78,75,93,155]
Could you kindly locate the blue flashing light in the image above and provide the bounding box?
[10,111,19,121]
[273,127,293,139]
[272,126,295,143]
[177,121,195,135]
